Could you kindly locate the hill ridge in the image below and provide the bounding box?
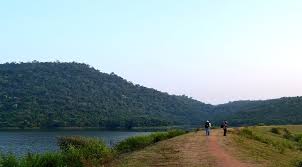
[0,62,211,129]
[0,61,302,128]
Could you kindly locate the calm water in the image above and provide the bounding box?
[0,130,150,156]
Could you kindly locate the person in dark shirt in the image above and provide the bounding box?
[204,120,211,136]
[221,121,228,136]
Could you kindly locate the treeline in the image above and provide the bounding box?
[0,62,211,129]
[214,97,302,126]
[0,61,302,129]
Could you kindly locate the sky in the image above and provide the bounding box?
[1,0,302,104]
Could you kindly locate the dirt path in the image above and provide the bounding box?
[207,130,248,167]
[109,130,252,167]
[109,132,216,167]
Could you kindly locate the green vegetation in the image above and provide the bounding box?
[271,127,282,134]
[0,62,211,129]
[57,136,114,165]
[114,129,186,153]
[229,125,302,167]
[0,129,186,167]
[213,98,302,126]
[237,127,294,153]
[0,152,67,167]
[1,61,302,129]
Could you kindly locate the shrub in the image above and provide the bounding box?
[21,152,66,167]
[283,128,295,140]
[290,133,302,150]
[0,152,67,167]
[62,146,85,167]
[293,134,302,143]
[297,133,302,139]
[58,136,93,151]
[57,136,113,165]
[294,160,302,167]
[0,153,19,167]
[271,127,281,134]
[0,131,185,167]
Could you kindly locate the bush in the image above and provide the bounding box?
[57,136,113,165]
[58,136,95,151]
[295,134,302,143]
[289,133,302,150]
[271,127,281,134]
[294,160,302,167]
[0,152,67,167]
[21,152,66,167]
[283,128,296,141]
[0,153,19,167]
[0,130,186,167]
[62,146,86,167]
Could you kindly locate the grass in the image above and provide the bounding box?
[58,136,114,166]
[0,152,67,167]
[114,129,186,153]
[226,125,302,167]
[109,131,216,167]
[0,129,186,167]
[3,125,301,167]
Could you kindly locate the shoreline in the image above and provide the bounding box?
[0,125,198,132]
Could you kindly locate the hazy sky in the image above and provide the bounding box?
[1,0,302,104]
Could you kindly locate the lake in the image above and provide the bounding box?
[0,130,151,156]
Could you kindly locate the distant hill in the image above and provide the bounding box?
[0,62,212,129]
[213,97,302,126]
[0,62,301,129]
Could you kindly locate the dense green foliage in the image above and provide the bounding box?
[0,62,211,129]
[57,136,113,166]
[295,160,302,167]
[0,152,67,167]
[214,97,302,126]
[0,130,186,167]
[0,61,302,128]
[0,137,112,167]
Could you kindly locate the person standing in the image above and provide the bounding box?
[221,121,228,136]
[205,120,211,136]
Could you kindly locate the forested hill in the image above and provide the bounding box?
[213,97,302,126]
[0,62,212,129]
[0,62,302,129]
